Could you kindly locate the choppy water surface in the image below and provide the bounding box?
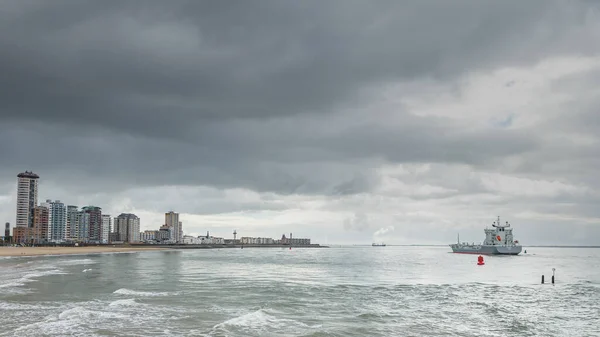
[0,246,599,336]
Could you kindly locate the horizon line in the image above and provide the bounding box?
[323,244,600,248]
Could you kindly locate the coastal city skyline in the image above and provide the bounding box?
[1,166,599,245]
[4,170,311,246]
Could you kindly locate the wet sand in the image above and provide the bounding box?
[0,246,167,257]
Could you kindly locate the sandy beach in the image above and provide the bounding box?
[0,246,167,257]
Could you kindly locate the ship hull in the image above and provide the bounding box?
[449,244,522,255]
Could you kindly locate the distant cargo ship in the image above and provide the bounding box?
[449,216,522,255]
[372,242,386,247]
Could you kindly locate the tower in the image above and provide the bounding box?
[16,171,39,228]
[233,230,237,242]
[165,211,180,243]
[81,206,102,243]
[67,205,79,241]
[114,213,140,243]
[102,214,111,244]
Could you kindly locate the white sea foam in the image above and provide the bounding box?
[0,301,53,311]
[54,258,97,266]
[108,298,138,307]
[210,308,319,335]
[0,269,67,290]
[58,306,127,320]
[12,305,128,336]
[113,288,172,297]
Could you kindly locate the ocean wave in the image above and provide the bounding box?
[0,269,67,290]
[108,298,139,307]
[0,301,59,311]
[58,306,118,320]
[54,258,97,265]
[113,288,173,297]
[10,305,129,336]
[207,308,322,336]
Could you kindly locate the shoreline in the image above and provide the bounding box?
[0,244,328,257]
[145,244,328,249]
[0,246,167,257]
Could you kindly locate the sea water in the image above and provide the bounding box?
[0,246,598,336]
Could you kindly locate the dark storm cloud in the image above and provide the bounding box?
[1,1,595,126]
[0,0,598,196]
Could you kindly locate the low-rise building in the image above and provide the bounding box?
[241,237,275,244]
[200,236,224,244]
[182,235,200,244]
[183,234,224,245]
[290,238,310,245]
[157,225,173,243]
[141,230,161,242]
[12,227,34,244]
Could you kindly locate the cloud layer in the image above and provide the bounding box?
[1,0,599,244]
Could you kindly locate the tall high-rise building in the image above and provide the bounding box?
[165,211,181,243]
[101,214,111,244]
[114,213,140,243]
[67,206,79,241]
[15,171,39,228]
[178,221,183,242]
[32,206,49,243]
[81,206,102,243]
[42,200,67,242]
[78,211,89,242]
[4,222,9,238]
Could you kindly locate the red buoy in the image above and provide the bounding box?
[477,255,485,265]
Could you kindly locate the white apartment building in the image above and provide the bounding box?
[15,171,39,228]
[101,214,111,244]
[165,211,182,243]
[43,200,67,243]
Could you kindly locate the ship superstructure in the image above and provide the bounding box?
[449,216,522,255]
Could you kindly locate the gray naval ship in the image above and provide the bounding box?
[449,216,522,255]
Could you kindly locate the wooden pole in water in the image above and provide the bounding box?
[552,268,555,284]
[541,275,545,284]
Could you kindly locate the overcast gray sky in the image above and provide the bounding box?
[1,0,599,245]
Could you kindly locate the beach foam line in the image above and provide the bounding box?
[0,246,167,257]
[113,288,173,297]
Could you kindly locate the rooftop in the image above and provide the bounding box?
[117,213,139,219]
[17,171,39,179]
